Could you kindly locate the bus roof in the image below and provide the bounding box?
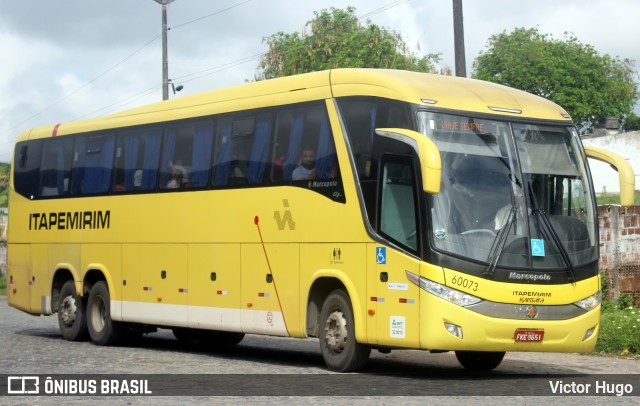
[17,68,571,141]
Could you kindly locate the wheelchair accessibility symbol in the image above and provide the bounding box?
[376,247,387,264]
[531,239,545,257]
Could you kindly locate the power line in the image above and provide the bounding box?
[171,0,253,30]
[168,0,412,87]
[358,0,411,20]
[0,34,161,139]
[1,1,254,139]
[72,84,163,120]
[2,0,408,143]
[172,52,265,83]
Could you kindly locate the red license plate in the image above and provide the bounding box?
[515,329,544,342]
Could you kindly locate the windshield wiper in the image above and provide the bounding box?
[483,168,523,278]
[483,204,516,278]
[527,181,577,284]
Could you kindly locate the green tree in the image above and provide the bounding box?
[623,112,640,131]
[473,27,639,131]
[257,7,440,80]
[0,162,8,208]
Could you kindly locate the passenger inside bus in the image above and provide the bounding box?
[292,148,316,180]
[167,163,188,189]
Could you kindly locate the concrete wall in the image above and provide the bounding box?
[598,205,640,305]
[582,130,640,195]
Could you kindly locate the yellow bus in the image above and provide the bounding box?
[7,69,635,372]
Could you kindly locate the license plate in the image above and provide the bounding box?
[515,329,544,342]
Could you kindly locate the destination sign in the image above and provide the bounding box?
[435,118,485,133]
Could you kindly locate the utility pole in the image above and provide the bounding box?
[452,0,467,77]
[154,0,176,100]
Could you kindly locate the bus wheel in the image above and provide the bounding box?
[455,350,505,370]
[319,289,371,372]
[87,281,126,346]
[57,280,89,341]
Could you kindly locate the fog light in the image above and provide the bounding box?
[444,322,463,338]
[583,326,596,341]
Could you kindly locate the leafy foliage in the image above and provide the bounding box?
[595,306,640,357]
[257,7,440,80]
[473,28,639,131]
[0,163,8,208]
[623,112,640,131]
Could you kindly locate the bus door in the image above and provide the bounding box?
[370,156,421,348]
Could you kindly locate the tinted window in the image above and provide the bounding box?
[40,138,73,197]
[212,113,273,187]
[337,97,413,180]
[160,121,214,190]
[13,140,42,199]
[272,105,337,182]
[113,127,162,192]
[70,133,116,195]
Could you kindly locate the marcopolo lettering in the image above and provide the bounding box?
[508,272,551,281]
[29,210,111,230]
[308,180,338,188]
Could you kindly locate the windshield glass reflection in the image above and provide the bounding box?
[417,112,597,270]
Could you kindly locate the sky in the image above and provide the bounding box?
[0,0,639,163]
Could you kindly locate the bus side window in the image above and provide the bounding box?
[379,158,419,252]
[247,113,273,184]
[212,113,273,187]
[212,117,234,186]
[273,105,338,182]
[114,128,162,192]
[70,134,116,195]
[39,138,73,198]
[13,140,42,199]
[161,121,214,190]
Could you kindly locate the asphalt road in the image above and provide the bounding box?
[0,296,637,405]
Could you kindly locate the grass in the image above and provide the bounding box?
[596,191,640,205]
[594,304,640,359]
[0,272,5,296]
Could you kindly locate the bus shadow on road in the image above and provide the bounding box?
[16,325,590,378]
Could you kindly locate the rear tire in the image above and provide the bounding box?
[57,280,89,341]
[319,289,370,372]
[455,350,505,370]
[87,281,126,346]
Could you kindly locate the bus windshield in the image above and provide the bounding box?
[417,112,597,271]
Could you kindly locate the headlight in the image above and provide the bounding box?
[406,271,482,306]
[573,291,601,311]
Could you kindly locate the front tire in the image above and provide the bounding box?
[319,289,370,372]
[87,281,126,346]
[57,280,89,341]
[455,350,505,370]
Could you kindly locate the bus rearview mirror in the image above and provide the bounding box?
[375,128,442,194]
[584,146,635,207]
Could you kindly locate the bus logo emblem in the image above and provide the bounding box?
[525,305,538,319]
[273,199,296,231]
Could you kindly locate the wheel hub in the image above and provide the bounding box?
[60,296,77,326]
[89,296,107,333]
[324,311,348,353]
